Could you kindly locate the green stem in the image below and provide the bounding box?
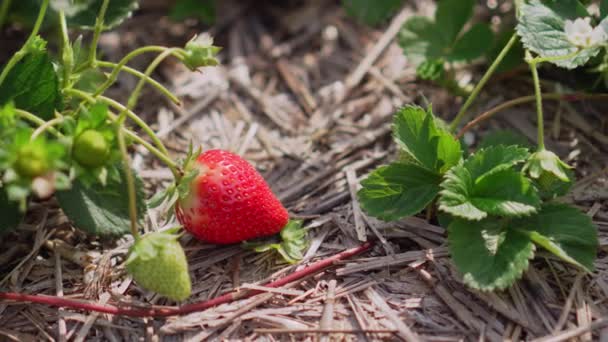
[529,60,545,150]
[92,46,184,97]
[449,33,519,131]
[96,61,180,104]
[66,88,172,160]
[88,0,109,68]
[529,50,581,65]
[115,49,179,240]
[30,116,63,140]
[0,0,12,30]
[14,109,62,137]
[0,0,49,86]
[64,88,179,176]
[455,92,608,139]
[58,10,72,89]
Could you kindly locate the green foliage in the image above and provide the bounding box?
[246,220,308,264]
[0,40,62,120]
[0,189,23,235]
[343,0,403,26]
[56,167,147,237]
[399,0,494,82]
[516,0,602,69]
[393,106,461,173]
[358,163,441,221]
[515,203,597,272]
[170,0,215,23]
[448,218,535,291]
[126,229,192,301]
[62,0,139,30]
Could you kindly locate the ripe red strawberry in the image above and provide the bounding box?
[176,149,289,244]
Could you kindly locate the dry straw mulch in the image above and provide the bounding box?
[1,1,607,341]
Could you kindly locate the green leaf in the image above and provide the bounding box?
[440,166,540,220]
[448,218,535,291]
[0,48,62,120]
[464,145,529,180]
[435,0,475,43]
[66,0,138,30]
[488,30,525,73]
[602,0,608,19]
[448,23,494,62]
[343,0,403,26]
[399,16,446,66]
[416,58,445,80]
[515,203,597,272]
[393,106,461,173]
[0,189,23,235]
[358,163,441,221]
[170,0,215,23]
[516,0,599,69]
[478,129,531,150]
[56,167,147,236]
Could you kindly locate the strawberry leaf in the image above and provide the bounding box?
[0,189,23,236]
[440,165,540,220]
[435,0,475,43]
[343,0,403,26]
[399,16,446,66]
[0,43,62,120]
[516,0,599,69]
[56,166,147,237]
[245,220,308,264]
[65,0,139,30]
[448,23,494,62]
[448,218,535,291]
[515,203,597,272]
[358,163,441,221]
[170,0,215,23]
[393,106,461,173]
[464,145,529,180]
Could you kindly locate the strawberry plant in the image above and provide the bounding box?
[358,0,602,291]
[0,0,306,301]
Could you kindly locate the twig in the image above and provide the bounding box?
[530,318,608,342]
[0,243,372,318]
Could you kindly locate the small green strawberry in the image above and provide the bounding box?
[14,143,50,178]
[126,230,191,301]
[72,129,111,168]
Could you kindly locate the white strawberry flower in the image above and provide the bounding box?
[564,17,608,48]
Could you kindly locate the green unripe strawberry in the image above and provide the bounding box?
[72,130,110,168]
[126,230,191,301]
[14,144,49,178]
[524,149,573,198]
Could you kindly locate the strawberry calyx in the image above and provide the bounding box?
[244,220,308,264]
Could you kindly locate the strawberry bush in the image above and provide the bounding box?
[358,0,603,291]
[0,0,307,301]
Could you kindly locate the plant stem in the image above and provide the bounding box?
[449,33,519,132]
[30,116,63,140]
[14,109,62,137]
[0,0,12,30]
[88,0,109,68]
[96,61,180,104]
[0,0,49,86]
[58,10,72,89]
[92,46,184,97]
[529,50,581,65]
[455,92,608,139]
[115,49,180,241]
[0,242,372,317]
[66,88,174,165]
[528,60,544,150]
